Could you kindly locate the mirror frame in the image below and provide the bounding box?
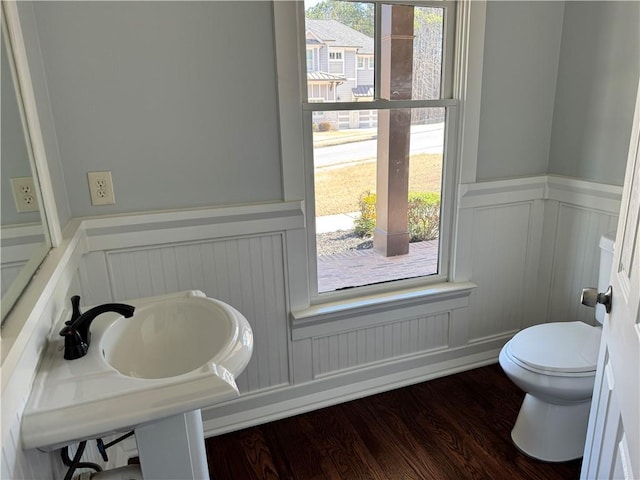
[1,1,62,319]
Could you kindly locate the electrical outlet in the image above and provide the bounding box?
[10,176,39,212]
[87,171,115,205]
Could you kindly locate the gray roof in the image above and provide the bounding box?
[306,19,374,54]
[352,85,374,97]
[307,71,347,82]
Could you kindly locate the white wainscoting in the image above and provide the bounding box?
[310,312,451,378]
[541,177,621,326]
[89,234,291,394]
[458,176,621,342]
[1,177,623,477]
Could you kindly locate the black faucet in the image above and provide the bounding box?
[59,295,135,360]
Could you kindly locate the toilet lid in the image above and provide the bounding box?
[507,322,601,373]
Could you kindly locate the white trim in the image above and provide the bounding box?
[303,98,457,111]
[459,176,548,209]
[274,1,306,202]
[546,175,624,213]
[294,281,473,323]
[459,175,623,212]
[454,0,486,184]
[81,201,304,251]
[1,220,85,392]
[291,281,475,339]
[200,343,501,440]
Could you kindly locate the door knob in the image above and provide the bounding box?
[581,285,612,313]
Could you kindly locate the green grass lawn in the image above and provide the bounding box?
[314,153,443,216]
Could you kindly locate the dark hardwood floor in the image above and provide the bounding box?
[205,364,582,480]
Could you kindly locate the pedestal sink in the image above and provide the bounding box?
[21,290,253,479]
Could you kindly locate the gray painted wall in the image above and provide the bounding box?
[19,1,640,217]
[1,34,40,226]
[16,2,72,229]
[548,1,640,186]
[29,1,282,217]
[476,1,565,181]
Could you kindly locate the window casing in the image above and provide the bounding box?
[302,1,458,300]
[274,0,486,313]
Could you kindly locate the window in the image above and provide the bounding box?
[306,49,314,71]
[301,1,457,297]
[328,49,345,75]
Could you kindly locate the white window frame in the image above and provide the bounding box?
[274,1,487,314]
[357,56,365,69]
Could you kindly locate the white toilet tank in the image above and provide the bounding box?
[595,232,616,324]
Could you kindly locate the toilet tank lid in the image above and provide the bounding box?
[507,322,601,373]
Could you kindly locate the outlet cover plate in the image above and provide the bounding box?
[87,171,115,205]
[10,176,39,212]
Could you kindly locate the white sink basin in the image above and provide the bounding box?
[21,290,253,451]
[102,296,246,379]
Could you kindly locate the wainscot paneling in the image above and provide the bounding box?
[536,177,622,327]
[542,203,619,325]
[468,202,535,339]
[76,202,305,399]
[311,312,450,378]
[458,176,622,340]
[457,177,547,338]
[100,234,291,394]
[5,179,622,476]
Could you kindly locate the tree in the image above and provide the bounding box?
[412,7,444,123]
[306,1,374,37]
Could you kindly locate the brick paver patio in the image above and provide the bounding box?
[317,240,439,292]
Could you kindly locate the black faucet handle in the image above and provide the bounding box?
[59,327,88,360]
[66,295,82,325]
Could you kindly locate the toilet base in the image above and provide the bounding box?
[511,393,591,462]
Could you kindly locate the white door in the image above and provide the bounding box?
[580,80,640,479]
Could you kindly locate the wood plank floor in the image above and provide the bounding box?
[205,364,583,480]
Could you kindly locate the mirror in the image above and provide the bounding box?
[1,11,51,321]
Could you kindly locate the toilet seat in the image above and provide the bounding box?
[506,321,601,375]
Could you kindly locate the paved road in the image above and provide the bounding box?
[314,123,445,168]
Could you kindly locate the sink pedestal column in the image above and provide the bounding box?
[135,409,209,479]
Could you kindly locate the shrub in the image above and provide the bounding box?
[354,191,376,237]
[318,121,334,132]
[407,192,440,241]
[353,191,440,242]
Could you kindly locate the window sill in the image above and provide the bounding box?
[290,281,476,338]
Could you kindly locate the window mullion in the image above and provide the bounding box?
[374,2,382,100]
[303,99,457,111]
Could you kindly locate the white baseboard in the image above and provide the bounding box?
[200,340,504,438]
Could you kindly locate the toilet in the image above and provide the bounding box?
[499,233,615,462]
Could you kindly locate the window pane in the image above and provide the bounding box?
[412,7,444,100]
[379,4,444,102]
[313,108,445,293]
[305,2,374,102]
